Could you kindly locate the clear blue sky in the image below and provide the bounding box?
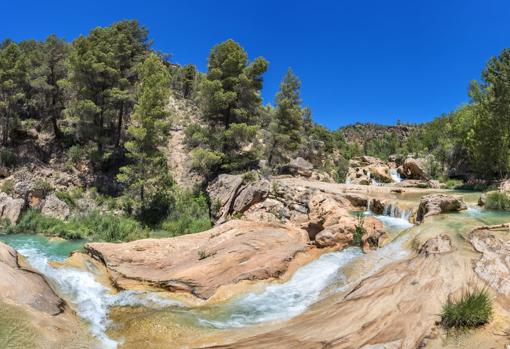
[1,0,509,129]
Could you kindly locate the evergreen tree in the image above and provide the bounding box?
[268,68,304,166]
[117,53,171,217]
[0,41,27,145]
[66,20,149,152]
[195,39,268,172]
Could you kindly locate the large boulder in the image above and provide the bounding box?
[206,174,244,224]
[416,194,467,223]
[0,192,24,224]
[315,215,386,252]
[0,242,91,347]
[346,156,393,185]
[232,179,270,214]
[402,158,429,180]
[41,194,70,220]
[85,220,310,299]
[281,157,314,178]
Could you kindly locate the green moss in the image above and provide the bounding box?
[441,288,492,330]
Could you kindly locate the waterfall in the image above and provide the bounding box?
[389,168,402,183]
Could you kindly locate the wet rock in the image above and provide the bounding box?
[369,165,393,183]
[416,194,467,223]
[41,194,70,220]
[85,220,310,299]
[0,192,24,224]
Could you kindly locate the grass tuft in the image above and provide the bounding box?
[440,288,492,330]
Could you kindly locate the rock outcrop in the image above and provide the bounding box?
[469,224,510,296]
[0,242,91,347]
[401,157,429,180]
[416,194,467,223]
[0,192,24,224]
[85,220,310,299]
[41,194,70,220]
[346,156,393,185]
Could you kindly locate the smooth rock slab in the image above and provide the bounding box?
[86,220,310,299]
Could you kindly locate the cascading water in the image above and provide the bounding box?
[366,199,414,231]
[4,236,182,349]
[389,168,402,183]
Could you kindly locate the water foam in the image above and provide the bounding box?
[197,248,363,328]
[16,245,182,348]
[389,168,402,183]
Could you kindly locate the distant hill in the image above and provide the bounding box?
[338,123,417,144]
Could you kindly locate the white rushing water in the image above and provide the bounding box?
[17,245,182,349]
[389,168,402,183]
[197,248,364,328]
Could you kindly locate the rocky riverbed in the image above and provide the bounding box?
[1,178,510,348]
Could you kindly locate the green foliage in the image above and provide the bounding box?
[353,214,365,246]
[196,39,268,174]
[485,191,510,210]
[66,20,149,150]
[442,178,464,189]
[55,188,83,209]
[0,149,16,167]
[190,148,223,175]
[33,179,53,196]
[4,209,147,242]
[268,68,304,166]
[441,288,492,330]
[0,179,14,194]
[117,53,171,218]
[159,190,212,237]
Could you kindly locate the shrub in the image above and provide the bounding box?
[485,191,510,210]
[55,188,84,209]
[33,179,53,196]
[190,148,222,175]
[0,149,16,167]
[353,214,365,246]
[159,190,212,237]
[67,145,84,165]
[4,209,147,242]
[442,179,464,189]
[441,288,492,330]
[242,171,258,183]
[1,179,14,195]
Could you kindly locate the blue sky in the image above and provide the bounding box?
[1,0,510,129]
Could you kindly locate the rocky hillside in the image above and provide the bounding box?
[339,122,416,145]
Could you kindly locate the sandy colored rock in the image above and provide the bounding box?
[0,192,24,224]
[402,157,429,180]
[201,234,476,349]
[416,193,466,223]
[41,193,70,220]
[419,234,452,256]
[207,174,244,224]
[469,224,510,296]
[232,179,270,213]
[85,220,310,299]
[281,157,314,177]
[0,242,92,348]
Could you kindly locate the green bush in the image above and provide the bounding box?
[4,209,148,242]
[0,149,16,167]
[352,214,365,246]
[1,180,14,195]
[485,191,510,210]
[55,188,84,209]
[159,190,212,237]
[190,148,222,175]
[441,288,492,329]
[33,179,53,196]
[442,179,464,189]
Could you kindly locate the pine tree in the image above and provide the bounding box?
[268,68,304,166]
[196,39,268,172]
[117,53,171,216]
[0,41,27,145]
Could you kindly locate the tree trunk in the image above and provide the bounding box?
[115,104,124,148]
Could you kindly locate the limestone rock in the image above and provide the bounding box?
[402,157,429,180]
[416,194,467,223]
[281,157,314,177]
[419,234,452,256]
[0,192,24,224]
[85,220,310,299]
[206,174,244,224]
[232,179,270,214]
[41,194,70,220]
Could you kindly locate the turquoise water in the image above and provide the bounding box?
[0,234,85,261]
